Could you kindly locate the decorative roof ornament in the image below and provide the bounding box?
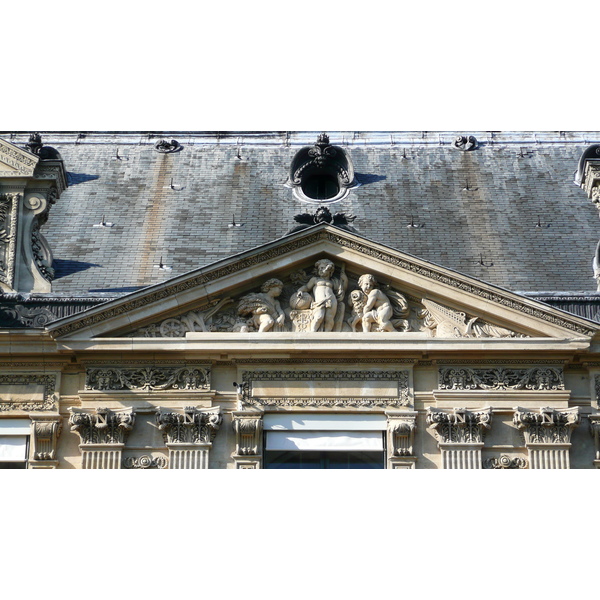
[286,205,357,234]
[26,133,44,155]
[452,135,478,151]
[286,133,358,204]
[154,139,181,153]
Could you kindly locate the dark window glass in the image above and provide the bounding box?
[301,173,339,200]
[264,450,384,469]
[0,462,27,469]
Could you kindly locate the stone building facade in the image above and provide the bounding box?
[1,131,600,469]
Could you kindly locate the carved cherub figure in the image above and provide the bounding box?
[296,259,348,332]
[237,278,286,332]
[357,274,409,332]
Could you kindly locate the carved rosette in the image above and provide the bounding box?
[156,407,222,445]
[30,415,62,466]
[483,455,528,469]
[85,365,210,391]
[69,407,135,445]
[438,367,564,391]
[427,407,492,444]
[122,455,168,469]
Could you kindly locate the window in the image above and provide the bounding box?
[262,413,386,470]
[0,419,30,469]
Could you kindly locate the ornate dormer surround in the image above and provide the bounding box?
[0,136,67,293]
[286,134,358,204]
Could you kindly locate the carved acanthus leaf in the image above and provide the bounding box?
[427,407,492,444]
[513,407,579,444]
[69,407,135,445]
[156,407,222,444]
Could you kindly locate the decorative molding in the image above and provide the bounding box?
[595,375,600,404]
[0,138,38,176]
[4,304,58,327]
[240,370,411,409]
[122,455,168,469]
[438,367,564,391]
[233,358,417,365]
[427,407,492,444]
[156,407,222,445]
[513,407,579,445]
[483,455,528,469]
[30,415,62,462]
[0,373,57,412]
[85,366,210,392]
[69,407,135,445]
[49,228,598,338]
[232,413,263,456]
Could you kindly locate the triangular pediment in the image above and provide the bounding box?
[47,224,600,342]
[0,138,39,177]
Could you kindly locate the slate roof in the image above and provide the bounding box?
[2,131,600,302]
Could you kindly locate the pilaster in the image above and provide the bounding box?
[69,407,135,469]
[386,410,417,469]
[513,407,579,469]
[231,411,263,469]
[156,406,222,469]
[427,407,492,469]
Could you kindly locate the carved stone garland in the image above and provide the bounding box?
[427,407,492,469]
[85,366,210,391]
[438,366,564,391]
[69,407,135,469]
[231,412,264,469]
[156,407,222,469]
[513,407,579,469]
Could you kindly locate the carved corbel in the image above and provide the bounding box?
[156,406,222,469]
[231,411,263,469]
[386,411,417,469]
[513,407,579,469]
[69,407,135,469]
[29,414,62,468]
[427,407,492,469]
[588,415,600,468]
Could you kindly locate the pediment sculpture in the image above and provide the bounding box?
[128,258,526,339]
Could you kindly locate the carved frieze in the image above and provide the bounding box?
[241,370,411,409]
[156,407,222,444]
[438,366,564,391]
[427,407,492,444]
[0,373,57,412]
[122,455,168,469]
[69,407,135,445]
[483,455,528,469]
[513,407,579,444]
[85,365,210,391]
[0,138,38,176]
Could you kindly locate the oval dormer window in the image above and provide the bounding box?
[301,170,340,200]
[287,133,357,204]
